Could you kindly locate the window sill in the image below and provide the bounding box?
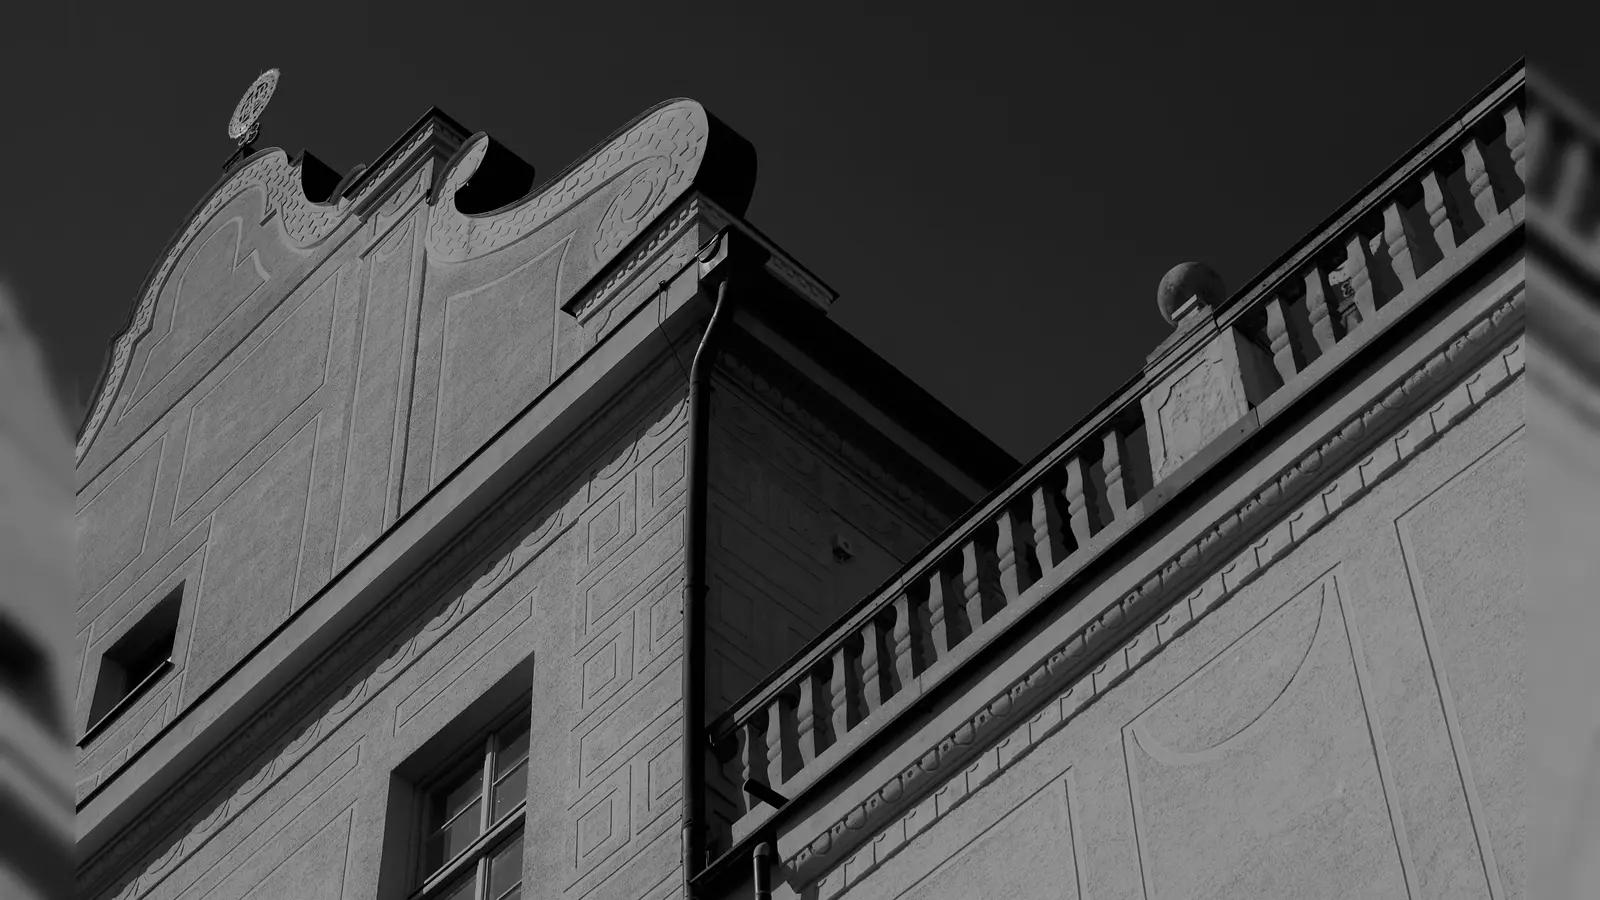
[79,659,174,748]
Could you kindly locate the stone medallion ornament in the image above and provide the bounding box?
[228,69,279,146]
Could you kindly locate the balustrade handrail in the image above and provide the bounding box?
[1212,60,1525,334]
[707,359,1150,739]
[706,64,1527,759]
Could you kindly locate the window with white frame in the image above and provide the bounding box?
[415,714,529,900]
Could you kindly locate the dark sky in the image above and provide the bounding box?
[3,3,1517,461]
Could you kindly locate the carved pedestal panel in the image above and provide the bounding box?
[1142,326,1276,481]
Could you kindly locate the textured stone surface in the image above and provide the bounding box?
[81,359,693,900]
[71,98,746,811]
[813,351,1524,900]
[704,371,944,716]
[1143,326,1275,480]
[73,71,1530,900]
[1156,261,1226,324]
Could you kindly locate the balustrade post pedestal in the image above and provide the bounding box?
[1144,263,1276,483]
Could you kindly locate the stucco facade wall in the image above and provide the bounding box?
[818,347,1525,900]
[700,351,962,850]
[73,103,724,816]
[703,364,952,721]
[84,353,698,900]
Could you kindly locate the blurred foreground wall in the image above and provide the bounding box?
[0,285,75,899]
[1530,71,1600,899]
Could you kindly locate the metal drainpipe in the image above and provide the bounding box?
[752,840,775,900]
[682,269,735,899]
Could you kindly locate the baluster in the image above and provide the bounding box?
[1263,295,1302,382]
[1462,137,1501,226]
[1062,453,1095,545]
[1504,105,1526,184]
[1102,426,1136,518]
[1421,171,1457,256]
[796,669,822,767]
[961,538,1004,630]
[829,644,853,741]
[1029,480,1068,570]
[890,591,916,686]
[994,503,1036,600]
[1342,233,1378,321]
[1303,263,1338,353]
[925,569,954,657]
[765,696,791,786]
[860,616,885,713]
[1382,201,1419,286]
[739,715,769,812]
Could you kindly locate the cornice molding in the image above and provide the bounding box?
[567,196,704,324]
[699,198,836,312]
[783,282,1525,889]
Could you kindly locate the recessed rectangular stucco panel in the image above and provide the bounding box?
[125,213,272,416]
[433,238,567,483]
[175,271,337,516]
[335,217,421,571]
[78,437,162,600]
[1395,428,1525,900]
[1123,574,1409,900]
[236,806,352,900]
[184,419,319,705]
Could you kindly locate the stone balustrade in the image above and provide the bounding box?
[705,65,1526,852]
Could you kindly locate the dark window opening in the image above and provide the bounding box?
[85,586,181,738]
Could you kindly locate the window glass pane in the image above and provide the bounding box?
[434,870,477,900]
[488,836,524,900]
[429,766,484,831]
[491,759,527,822]
[496,720,530,775]
[422,798,481,873]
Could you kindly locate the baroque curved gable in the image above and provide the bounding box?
[76,149,362,464]
[77,97,754,468]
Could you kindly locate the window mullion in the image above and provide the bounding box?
[480,738,495,832]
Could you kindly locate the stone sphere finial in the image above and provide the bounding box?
[1156,262,1225,325]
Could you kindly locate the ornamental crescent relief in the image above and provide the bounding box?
[426,101,708,264]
